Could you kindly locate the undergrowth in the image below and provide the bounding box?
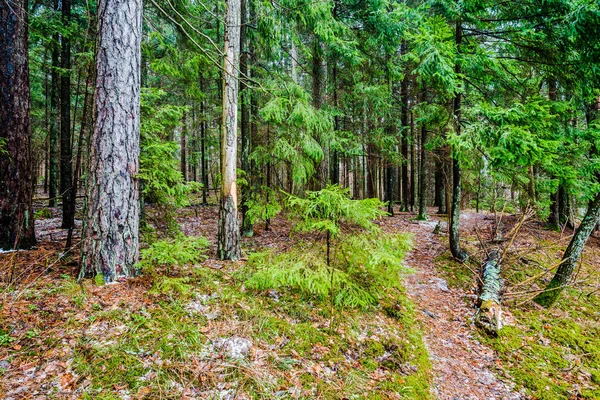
[244,232,412,309]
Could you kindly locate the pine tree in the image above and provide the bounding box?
[80,0,142,282]
[0,0,36,250]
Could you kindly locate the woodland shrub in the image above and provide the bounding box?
[245,232,411,309]
[244,185,412,309]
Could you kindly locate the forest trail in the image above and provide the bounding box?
[383,212,524,400]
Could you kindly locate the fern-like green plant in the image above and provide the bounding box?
[246,186,405,321]
[245,233,412,309]
[138,235,210,273]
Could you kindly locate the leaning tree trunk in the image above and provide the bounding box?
[60,0,74,229]
[79,0,141,282]
[217,0,242,260]
[534,181,600,307]
[0,0,36,250]
[449,21,467,262]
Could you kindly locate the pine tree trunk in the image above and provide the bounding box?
[181,111,187,181]
[80,0,141,281]
[60,0,74,229]
[217,0,242,260]
[240,0,253,237]
[0,0,36,250]
[417,121,428,220]
[200,76,208,205]
[312,38,328,188]
[449,21,467,262]
[410,110,416,211]
[66,65,94,249]
[49,0,60,208]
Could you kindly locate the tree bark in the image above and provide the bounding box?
[475,250,503,335]
[66,65,94,249]
[217,0,242,260]
[312,37,327,189]
[534,188,600,307]
[0,0,36,250]
[200,76,208,205]
[240,0,253,237]
[417,117,428,220]
[449,21,467,262]
[49,0,60,208]
[181,111,187,181]
[80,0,141,281]
[60,0,74,229]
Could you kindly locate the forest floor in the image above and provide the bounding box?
[1,201,600,399]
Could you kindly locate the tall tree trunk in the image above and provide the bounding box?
[435,150,446,214]
[0,0,36,250]
[312,37,327,188]
[449,21,467,262]
[410,111,416,212]
[217,0,242,260]
[400,53,409,211]
[417,119,428,220]
[80,0,141,281]
[200,76,208,205]
[331,59,340,185]
[60,0,74,229]
[49,0,60,208]
[240,0,253,237]
[181,111,187,181]
[66,65,94,249]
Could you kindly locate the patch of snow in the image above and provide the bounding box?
[213,337,252,359]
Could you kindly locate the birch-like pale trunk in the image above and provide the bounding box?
[217,0,242,260]
[80,0,141,281]
[0,0,36,250]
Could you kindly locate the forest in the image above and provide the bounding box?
[1,0,600,397]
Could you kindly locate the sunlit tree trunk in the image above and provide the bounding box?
[0,0,36,250]
[217,0,242,260]
[80,0,141,281]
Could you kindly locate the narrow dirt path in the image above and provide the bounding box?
[382,212,524,400]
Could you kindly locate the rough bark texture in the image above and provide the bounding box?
[0,0,36,250]
[60,0,74,229]
[534,183,600,307]
[449,22,467,262]
[217,0,242,260]
[49,4,60,208]
[475,250,503,335]
[80,0,141,281]
[240,0,253,237]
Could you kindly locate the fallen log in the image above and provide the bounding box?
[475,250,503,336]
